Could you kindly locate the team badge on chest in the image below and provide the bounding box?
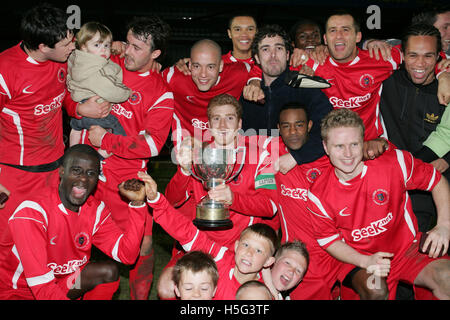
[57,67,66,83]
[359,73,374,88]
[128,91,142,105]
[74,232,90,249]
[372,189,389,205]
[306,168,322,183]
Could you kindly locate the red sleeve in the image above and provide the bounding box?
[231,143,278,218]
[63,91,81,119]
[436,50,448,76]
[8,205,69,300]
[248,63,262,82]
[307,189,341,250]
[394,149,442,192]
[100,83,174,159]
[389,45,403,70]
[305,57,316,69]
[92,202,147,265]
[164,166,193,207]
[232,188,277,218]
[148,193,225,257]
[0,69,11,113]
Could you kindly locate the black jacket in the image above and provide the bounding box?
[240,68,333,165]
[380,68,449,174]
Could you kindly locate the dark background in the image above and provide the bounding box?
[0,0,448,68]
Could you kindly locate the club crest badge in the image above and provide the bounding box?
[359,73,374,88]
[57,68,66,83]
[306,168,322,183]
[372,189,389,206]
[74,232,90,249]
[128,91,142,105]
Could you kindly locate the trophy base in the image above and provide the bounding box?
[193,218,233,229]
[194,203,233,230]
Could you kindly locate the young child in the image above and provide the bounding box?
[67,22,131,157]
[235,280,273,300]
[172,251,219,300]
[262,240,310,300]
[138,170,278,300]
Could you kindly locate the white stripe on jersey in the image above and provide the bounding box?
[147,92,174,112]
[243,62,251,72]
[312,60,320,72]
[426,168,437,191]
[182,229,199,252]
[26,56,39,65]
[307,191,332,220]
[112,234,124,263]
[403,192,416,238]
[213,246,228,263]
[81,129,87,144]
[247,76,262,83]
[262,136,272,149]
[11,245,23,289]
[247,216,254,227]
[92,201,106,235]
[166,66,175,83]
[317,234,340,247]
[58,203,68,215]
[349,56,360,66]
[0,73,12,98]
[387,57,397,70]
[139,130,159,157]
[26,270,55,288]
[2,107,25,165]
[374,84,383,135]
[172,113,183,148]
[10,200,48,227]
[270,200,277,216]
[379,110,389,140]
[208,242,215,254]
[361,165,368,178]
[255,150,270,179]
[279,204,289,242]
[395,149,408,185]
[138,71,150,77]
[254,136,272,179]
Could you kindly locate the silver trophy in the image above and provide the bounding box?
[190,142,245,228]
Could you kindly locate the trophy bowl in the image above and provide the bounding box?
[190,143,239,229]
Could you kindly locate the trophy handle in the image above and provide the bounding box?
[226,146,246,182]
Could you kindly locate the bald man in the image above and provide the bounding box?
[162,39,256,148]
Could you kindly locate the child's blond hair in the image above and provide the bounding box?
[75,21,112,50]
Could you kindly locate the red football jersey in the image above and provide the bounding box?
[0,43,78,166]
[222,50,254,65]
[162,62,252,147]
[0,187,147,300]
[305,48,403,140]
[278,158,329,247]
[276,140,342,299]
[307,148,441,258]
